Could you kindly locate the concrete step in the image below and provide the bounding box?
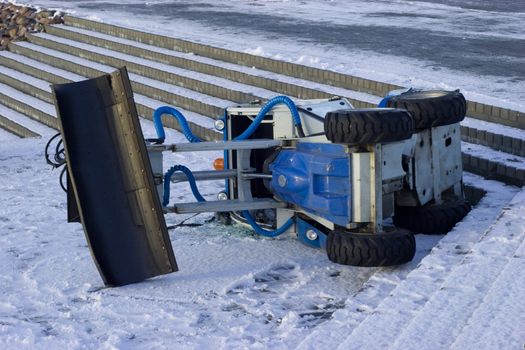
[1,17,521,185]
[0,49,220,141]
[44,23,379,109]
[0,82,58,130]
[43,22,523,158]
[461,117,525,158]
[63,15,524,130]
[25,32,264,104]
[0,113,38,138]
[462,141,525,187]
[9,39,228,121]
[0,103,54,138]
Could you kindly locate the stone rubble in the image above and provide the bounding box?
[0,2,64,50]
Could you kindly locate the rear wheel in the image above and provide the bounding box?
[393,199,471,235]
[386,90,466,130]
[324,108,414,145]
[326,229,415,267]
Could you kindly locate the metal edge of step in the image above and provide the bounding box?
[27,33,260,105]
[63,15,524,130]
[0,112,40,138]
[462,153,525,187]
[6,43,224,120]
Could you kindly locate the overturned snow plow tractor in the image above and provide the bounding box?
[50,68,469,286]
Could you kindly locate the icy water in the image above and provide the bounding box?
[58,0,525,81]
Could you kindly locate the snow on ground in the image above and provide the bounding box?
[0,0,524,348]
[0,120,523,349]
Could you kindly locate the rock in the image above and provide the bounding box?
[17,25,27,38]
[0,2,64,47]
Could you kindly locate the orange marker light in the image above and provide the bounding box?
[213,158,224,170]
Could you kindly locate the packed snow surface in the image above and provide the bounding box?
[0,121,523,349]
[0,0,524,349]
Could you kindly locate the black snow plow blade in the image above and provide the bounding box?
[52,67,177,286]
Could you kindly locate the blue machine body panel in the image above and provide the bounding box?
[296,217,328,249]
[270,142,351,226]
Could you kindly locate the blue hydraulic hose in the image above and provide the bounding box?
[153,96,300,143]
[163,165,205,207]
[153,106,202,143]
[162,165,291,237]
[234,96,301,141]
[242,210,293,238]
[159,97,298,236]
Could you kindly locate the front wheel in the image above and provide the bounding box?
[324,108,414,145]
[393,199,471,235]
[385,90,466,130]
[326,229,416,267]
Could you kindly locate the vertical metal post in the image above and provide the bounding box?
[430,127,443,204]
[369,143,383,233]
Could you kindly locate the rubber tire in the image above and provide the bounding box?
[326,229,416,267]
[386,90,466,130]
[393,200,471,235]
[324,108,414,145]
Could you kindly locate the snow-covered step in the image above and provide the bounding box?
[45,23,382,108]
[384,190,525,350]
[42,24,524,154]
[63,15,525,130]
[0,104,54,138]
[0,122,19,141]
[26,32,270,103]
[462,117,525,157]
[462,142,525,187]
[297,174,520,349]
[0,65,53,103]
[0,113,38,138]
[9,41,227,120]
[0,82,58,130]
[449,244,525,349]
[0,52,219,141]
[334,188,525,350]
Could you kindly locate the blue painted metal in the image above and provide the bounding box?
[270,142,351,226]
[296,217,328,249]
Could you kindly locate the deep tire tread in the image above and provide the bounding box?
[324,109,414,145]
[326,230,416,267]
[393,200,471,235]
[386,90,466,130]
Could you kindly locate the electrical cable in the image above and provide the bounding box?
[59,166,68,193]
[45,132,66,168]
